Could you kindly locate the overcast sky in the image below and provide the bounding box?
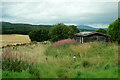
[0,0,118,28]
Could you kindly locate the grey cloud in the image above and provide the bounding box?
[2,1,118,28]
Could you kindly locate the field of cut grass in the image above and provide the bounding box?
[2,41,119,78]
[1,34,30,47]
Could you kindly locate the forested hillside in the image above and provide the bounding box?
[1,22,51,34]
[1,22,98,35]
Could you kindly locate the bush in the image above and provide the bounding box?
[2,49,33,72]
[29,29,50,42]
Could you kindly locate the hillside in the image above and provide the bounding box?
[1,22,52,34]
[1,22,107,34]
[77,25,107,30]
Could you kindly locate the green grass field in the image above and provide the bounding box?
[2,41,119,78]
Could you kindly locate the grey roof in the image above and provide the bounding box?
[75,31,111,37]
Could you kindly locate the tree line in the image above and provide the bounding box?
[29,23,79,42]
[29,18,120,43]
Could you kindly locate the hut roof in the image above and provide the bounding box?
[75,32,111,37]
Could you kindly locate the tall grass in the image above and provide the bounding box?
[2,49,34,72]
[44,42,118,78]
[2,70,35,78]
[2,42,118,78]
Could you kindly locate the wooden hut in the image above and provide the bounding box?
[75,32,111,44]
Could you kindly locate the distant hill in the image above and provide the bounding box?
[1,22,52,34]
[77,25,107,30]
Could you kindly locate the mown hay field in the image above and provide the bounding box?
[1,34,31,47]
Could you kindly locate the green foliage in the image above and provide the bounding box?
[29,28,50,42]
[96,28,107,34]
[69,25,79,33]
[73,67,118,78]
[49,23,78,42]
[107,18,120,42]
[2,70,35,78]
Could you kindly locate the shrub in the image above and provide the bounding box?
[29,29,50,42]
[53,38,77,47]
[2,49,33,72]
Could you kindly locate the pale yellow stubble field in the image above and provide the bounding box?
[1,34,31,47]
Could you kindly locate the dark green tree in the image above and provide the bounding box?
[29,29,49,42]
[96,28,107,34]
[107,18,120,42]
[49,23,77,42]
[69,25,79,33]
